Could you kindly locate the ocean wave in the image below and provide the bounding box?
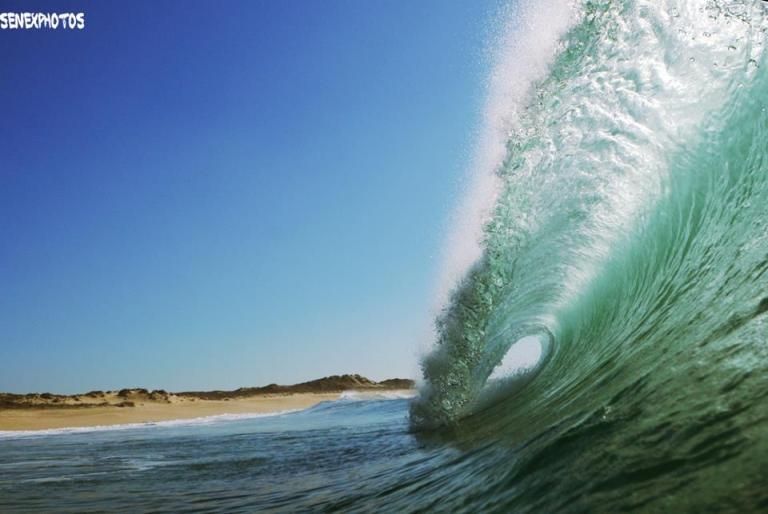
[414,0,768,429]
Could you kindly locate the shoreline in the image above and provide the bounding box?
[0,390,415,432]
[0,374,416,432]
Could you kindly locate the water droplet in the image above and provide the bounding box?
[704,31,712,38]
[689,57,696,62]
[728,45,737,51]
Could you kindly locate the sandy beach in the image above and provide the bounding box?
[0,392,347,431]
[0,375,416,431]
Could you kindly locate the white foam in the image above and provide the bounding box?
[0,392,418,439]
[434,0,580,309]
[339,390,417,401]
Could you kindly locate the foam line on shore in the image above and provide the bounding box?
[0,409,303,439]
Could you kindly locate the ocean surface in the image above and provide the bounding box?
[0,396,427,513]
[3,0,768,511]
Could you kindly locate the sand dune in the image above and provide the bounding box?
[0,375,415,431]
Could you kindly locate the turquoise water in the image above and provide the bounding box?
[411,0,768,510]
[416,0,768,425]
[3,0,768,511]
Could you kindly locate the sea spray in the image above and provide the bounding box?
[435,0,580,306]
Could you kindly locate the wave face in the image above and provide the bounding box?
[410,0,768,509]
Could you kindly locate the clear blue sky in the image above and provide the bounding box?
[0,0,501,393]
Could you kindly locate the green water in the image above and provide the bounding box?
[413,0,768,510]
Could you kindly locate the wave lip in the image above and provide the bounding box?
[435,0,581,307]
